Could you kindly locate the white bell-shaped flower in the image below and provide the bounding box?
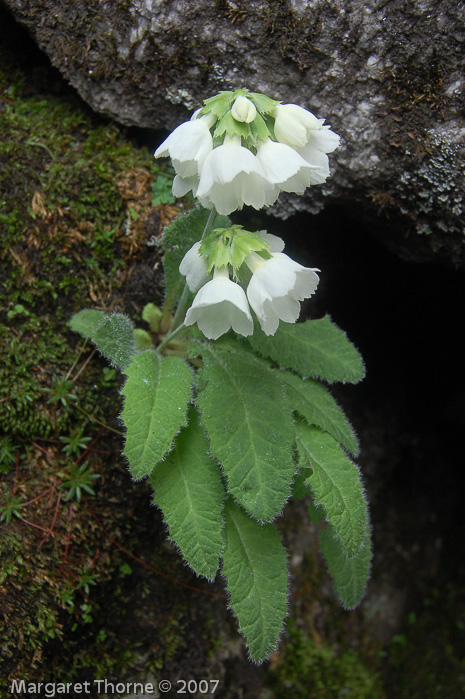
[184,267,253,340]
[179,241,210,292]
[154,114,214,178]
[256,138,321,194]
[196,135,278,215]
[246,251,320,336]
[274,104,340,184]
[274,104,325,148]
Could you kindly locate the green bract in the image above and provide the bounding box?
[199,88,280,147]
[199,88,281,150]
[199,225,271,273]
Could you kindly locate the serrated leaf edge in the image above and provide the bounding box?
[119,352,194,481]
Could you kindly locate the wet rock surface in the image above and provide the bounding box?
[3,0,465,267]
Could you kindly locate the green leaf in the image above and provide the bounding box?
[150,410,225,579]
[151,175,175,205]
[142,302,162,332]
[279,370,359,456]
[92,313,137,370]
[308,497,325,524]
[320,522,372,609]
[195,340,295,522]
[133,328,153,350]
[162,207,230,311]
[68,309,105,339]
[291,468,311,500]
[222,499,288,664]
[120,351,192,479]
[297,423,368,557]
[249,316,365,384]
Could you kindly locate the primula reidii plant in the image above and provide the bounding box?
[69,88,371,663]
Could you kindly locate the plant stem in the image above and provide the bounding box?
[157,323,188,353]
[202,209,218,238]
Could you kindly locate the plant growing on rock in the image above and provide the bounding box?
[69,88,371,663]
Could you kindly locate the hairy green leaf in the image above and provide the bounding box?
[279,370,359,456]
[162,207,230,311]
[133,328,153,350]
[297,423,368,557]
[142,303,162,332]
[92,312,137,370]
[320,522,372,609]
[150,410,225,579]
[308,496,325,524]
[68,309,105,339]
[195,341,295,522]
[291,468,312,500]
[120,351,192,479]
[250,316,365,384]
[222,499,288,664]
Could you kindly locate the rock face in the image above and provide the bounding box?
[4,0,465,266]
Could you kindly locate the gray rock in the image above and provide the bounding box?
[5,0,465,265]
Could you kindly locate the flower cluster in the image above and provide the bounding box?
[155,89,339,215]
[179,229,319,339]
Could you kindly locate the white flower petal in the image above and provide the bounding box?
[184,273,253,339]
[249,256,297,296]
[196,136,277,215]
[154,116,213,177]
[294,145,330,183]
[274,104,322,148]
[179,241,210,292]
[292,268,320,300]
[254,304,280,336]
[311,126,341,153]
[257,230,285,253]
[246,252,319,335]
[273,104,340,180]
[266,294,300,323]
[172,174,200,197]
[256,139,319,195]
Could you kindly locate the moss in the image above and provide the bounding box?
[266,618,383,698]
[0,40,225,689]
[0,528,65,683]
[0,72,158,293]
[0,49,175,438]
[382,50,447,122]
[0,40,193,686]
